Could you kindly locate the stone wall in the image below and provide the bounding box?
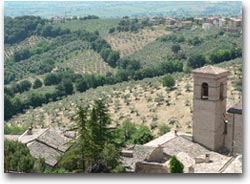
[135,161,167,173]
[224,113,243,154]
[146,147,164,162]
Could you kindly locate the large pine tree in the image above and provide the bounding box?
[59,99,122,173]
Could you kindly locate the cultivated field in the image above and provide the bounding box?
[105,29,171,57]
[4,35,49,61]
[128,27,242,68]
[5,59,242,136]
[57,49,114,75]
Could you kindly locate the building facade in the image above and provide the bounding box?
[192,65,242,155]
[193,65,228,151]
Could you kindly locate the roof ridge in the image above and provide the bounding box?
[211,65,217,74]
[39,128,49,136]
[193,65,228,75]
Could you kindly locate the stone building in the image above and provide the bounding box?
[4,65,242,173]
[192,65,242,155]
[5,128,73,167]
[224,100,243,154]
[122,131,242,173]
[122,65,242,173]
[202,23,213,31]
[192,65,228,151]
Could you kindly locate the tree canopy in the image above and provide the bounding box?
[4,140,35,173]
[4,16,46,44]
[162,74,175,89]
[33,78,43,89]
[58,99,123,173]
[171,44,181,54]
[188,54,207,68]
[168,155,184,173]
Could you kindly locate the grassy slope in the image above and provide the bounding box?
[4,38,111,83]
[4,35,49,61]
[105,29,170,58]
[16,86,56,101]
[56,49,114,75]
[4,19,119,83]
[5,58,242,136]
[127,27,242,68]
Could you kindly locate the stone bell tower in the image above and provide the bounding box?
[192,65,228,151]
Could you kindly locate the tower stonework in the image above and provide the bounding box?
[192,65,228,151]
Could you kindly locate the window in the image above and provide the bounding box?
[220,83,224,100]
[201,83,208,99]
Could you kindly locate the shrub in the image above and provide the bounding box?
[107,51,120,67]
[158,124,171,136]
[19,80,32,92]
[44,73,61,86]
[109,27,115,33]
[171,44,181,54]
[168,117,177,125]
[168,155,184,173]
[131,125,154,144]
[75,79,88,92]
[33,78,43,89]
[188,54,207,68]
[56,80,74,96]
[4,124,26,135]
[188,36,202,45]
[185,83,192,92]
[162,74,175,89]
[150,122,158,130]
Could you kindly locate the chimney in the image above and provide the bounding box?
[174,130,178,136]
[188,166,194,173]
[27,127,33,135]
[205,154,210,163]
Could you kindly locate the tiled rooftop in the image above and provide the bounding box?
[37,129,71,152]
[18,128,48,144]
[193,65,228,75]
[6,128,72,167]
[27,141,62,167]
[122,131,242,173]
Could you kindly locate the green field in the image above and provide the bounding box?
[17,85,56,101]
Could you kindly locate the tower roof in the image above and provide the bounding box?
[193,65,228,75]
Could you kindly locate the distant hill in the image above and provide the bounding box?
[5,1,242,18]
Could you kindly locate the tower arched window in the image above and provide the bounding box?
[220,83,224,100]
[201,82,208,99]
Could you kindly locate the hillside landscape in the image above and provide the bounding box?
[4,1,242,174]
